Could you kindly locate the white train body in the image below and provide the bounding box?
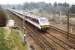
[25,14,50,30]
[8,9,50,30]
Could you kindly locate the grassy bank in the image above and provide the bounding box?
[10,29,28,50]
[0,27,27,50]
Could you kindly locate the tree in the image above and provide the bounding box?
[54,2,58,7]
[0,28,11,50]
[70,5,75,13]
[63,2,69,8]
[0,6,7,27]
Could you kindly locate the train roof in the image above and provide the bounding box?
[9,9,47,20]
[26,13,47,20]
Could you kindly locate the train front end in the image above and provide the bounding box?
[39,18,50,30]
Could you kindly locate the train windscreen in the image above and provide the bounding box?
[39,18,48,23]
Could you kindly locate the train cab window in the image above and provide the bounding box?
[31,18,39,24]
[26,16,39,24]
[26,16,30,19]
[25,16,28,19]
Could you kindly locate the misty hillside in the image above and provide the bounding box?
[2,2,75,15]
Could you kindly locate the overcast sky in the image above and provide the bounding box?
[0,0,75,5]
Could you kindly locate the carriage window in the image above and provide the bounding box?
[31,18,39,24]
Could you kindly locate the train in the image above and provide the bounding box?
[25,14,50,30]
[8,9,50,30]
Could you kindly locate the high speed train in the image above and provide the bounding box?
[25,14,50,30]
[8,9,50,30]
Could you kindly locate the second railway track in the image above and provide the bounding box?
[26,21,75,50]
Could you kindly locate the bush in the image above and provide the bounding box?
[0,28,11,50]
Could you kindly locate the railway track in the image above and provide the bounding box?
[7,10,75,50]
[48,25,75,39]
[25,21,57,50]
[26,21,75,50]
[24,16,75,49]
[47,25,75,45]
[46,31,75,49]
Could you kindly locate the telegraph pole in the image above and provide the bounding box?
[67,9,70,39]
[64,1,70,39]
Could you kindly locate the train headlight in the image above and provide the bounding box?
[41,25,49,29]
